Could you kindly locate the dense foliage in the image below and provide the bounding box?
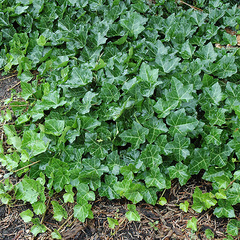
[0,0,240,237]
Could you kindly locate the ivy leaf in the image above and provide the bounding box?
[196,42,217,62]
[63,185,74,203]
[107,217,119,229]
[226,219,240,237]
[202,82,223,106]
[119,122,149,149]
[76,183,95,203]
[226,183,240,205]
[153,99,179,119]
[85,132,111,159]
[142,187,158,205]
[189,148,210,174]
[51,201,68,222]
[124,182,145,204]
[53,168,70,193]
[15,177,43,204]
[63,66,93,88]
[165,133,190,161]
[166,77,193,103]
[100,83,120,103]
[45,119,65,136]
[120,11,148,39]
[158,197,167,206]
[74,200,92,222]
[73,91,98,114]
[138,62,159,83]
[125,204,141,222]
[145,168,166,190]
[180,39,196,59]
[168,162,191,186]
[140,144,162,169]
[20,209,34,223]
[32,201,46,215]
[166,109,198,136]
[51,230,62,239]
[192,187,217,213]
[187,217,198,232]
[155,54,180,73]
[213,200,236,218]
[205,108,227,126]
[31,218,47,236]
[214,54,237,79]
[98,175,120,200]
[179,201,189,213]
[143,117,168,143]
[204,127,223,146]
[22,130,49,157]
[210,145,233,168]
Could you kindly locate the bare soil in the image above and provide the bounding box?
[0,73,239,240]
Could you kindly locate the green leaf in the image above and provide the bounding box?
[179,201,189,213]
[37,35,47,46]
[76,183,95,203]
[98,175,120,200]
[196,42,217,62]
[166,109,198,137]
[226,183,240,205]
[32,201,46,215]
[187,217,198,232]
[15,177,43,204]
[168,162,190,186]
[142,188,158,205]
[63,66,93,88]
[158,197,167,206]
[189,148,210,174]
[145,168,166,190]
[107,217,119,229]
[20,209,34,223]
[100,83,120,103]
[140,144,162,169]
[45,119,65,136]
[51,201,68,222]
[166,77,193,103]
[155,54,180,73]
[214,54,237,79]
[85,132,111,159]
[154,99,179,119]
[22,130,48,157]
[124,182,145,204]
[120,11,148,39]
[213,201,236,218]
[63,185,74,203]
[165,134,190,162]
[192,187,217,213]
[119,122,149,149]
[204,127,223,146]
[180,39,196,59]
[31,218,47,236]
[143,117,168,143]
[205,228,214,239]
[51,230,62,239]
[125,204,140,222]
[227,219,240,237]
[74,200,92,222]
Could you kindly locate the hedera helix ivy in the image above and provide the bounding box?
[0,0,240,237]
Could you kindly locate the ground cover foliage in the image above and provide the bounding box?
[0,0,240,238]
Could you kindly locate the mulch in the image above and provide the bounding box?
[0,72,239,240]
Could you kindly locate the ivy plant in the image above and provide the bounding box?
[0,0,240,237]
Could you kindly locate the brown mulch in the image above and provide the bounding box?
[0,73,239,240]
